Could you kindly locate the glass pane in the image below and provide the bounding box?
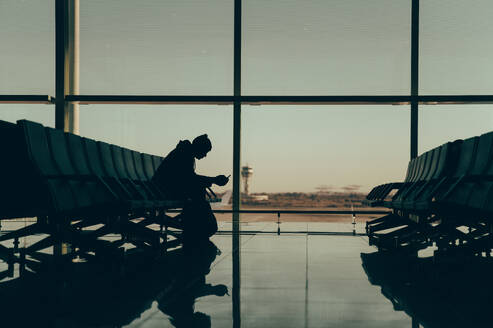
[80,0,233,95]
[0,1,55,95]
[419,104,493,154]
[79,104,233,194]
[241,105,410,204]
[420,0,493,94]
[243,0,411,95]
[0,104,54,127]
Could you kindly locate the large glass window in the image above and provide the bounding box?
[79,104,233,193]
[0,104,54,127]
[419,104,493,153]
[243,0,411,95]
[2,0,492,227]
[80,0,234,95]
[0,1,55,95]
[242,105,410,196]
[420,0,493,94]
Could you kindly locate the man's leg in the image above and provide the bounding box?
[183,199,217,244]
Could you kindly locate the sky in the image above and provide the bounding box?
[1,0,493,193]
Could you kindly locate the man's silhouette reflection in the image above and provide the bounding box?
[152,134,229,242]
[157,240,228,328]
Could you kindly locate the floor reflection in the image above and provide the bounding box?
[361,251,493,328]
[0,240,228,327]
[0,230,436,327]
[157,241,229,328]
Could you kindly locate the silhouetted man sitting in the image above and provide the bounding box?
[152,134,229,242]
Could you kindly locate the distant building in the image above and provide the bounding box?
[315,185,332,194]
[241,165,253,195]
[251,194,269,201]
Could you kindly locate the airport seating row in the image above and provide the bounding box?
[0,119,183,275]
[365,131,493,255]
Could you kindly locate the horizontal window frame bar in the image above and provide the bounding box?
[0,230,367,237]
[67,95,412,105]
[216,231,367,236]
[0,95,55,104]
[67,95,233,105]
[64,95,493,105]
[2,95,493,106]
[418,95,493,105]
[166,209,391,215]
[244,96,409,105]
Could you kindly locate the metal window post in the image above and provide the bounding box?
[54,0,67,258]
[68,0,80,134]
[233,0,242,327]
[56,0,79,134]
[411,0,420,159]
[55,0,79,257]
[55,0,68,131]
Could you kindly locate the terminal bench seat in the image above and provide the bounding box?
[0,119,184,274]
[365,131,493,255]
[364,155,424,207]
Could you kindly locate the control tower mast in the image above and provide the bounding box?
[241,165,253,195]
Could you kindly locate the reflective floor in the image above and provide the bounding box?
[178,233,412,328]
[2,221,489,327]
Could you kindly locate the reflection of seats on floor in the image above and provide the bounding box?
[365,131,493,256]
[0,240,223,327]
[361,252,493,328]
[0,119,184,278]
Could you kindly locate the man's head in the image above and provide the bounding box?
[192,134,212,159]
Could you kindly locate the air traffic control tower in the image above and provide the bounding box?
[241,165,253,195]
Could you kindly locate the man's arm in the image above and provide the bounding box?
[194,284,229,299]
[194,174,214,188]
[193,174,229,188]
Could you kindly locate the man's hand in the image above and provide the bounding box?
[212,284,229,296]
[214,175,229,186]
